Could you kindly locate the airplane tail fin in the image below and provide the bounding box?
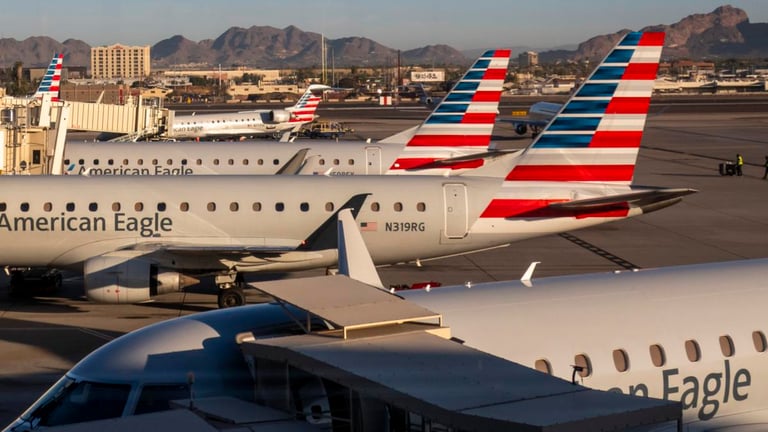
[387,49,511,173]
[286,84,331,123]
[33,53,64,102]
[504,32,664,185]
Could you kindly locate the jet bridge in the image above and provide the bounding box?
[233,275,682,432]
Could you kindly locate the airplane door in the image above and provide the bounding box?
[443,184,468,239]
[365,146,382,174]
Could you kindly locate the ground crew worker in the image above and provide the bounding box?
[736,153,744,176]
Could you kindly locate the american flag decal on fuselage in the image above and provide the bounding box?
[388,49,510,172]
[505,32,664,184]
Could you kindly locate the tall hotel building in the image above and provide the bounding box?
[90,44,151,79]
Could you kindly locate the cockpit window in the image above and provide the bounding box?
[20,376,130,427]
[134,384,189,415]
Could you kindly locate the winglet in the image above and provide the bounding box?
[275,148,310,175]
[297,193,370,251]
[521,261,540,287]
[337,209,384,289]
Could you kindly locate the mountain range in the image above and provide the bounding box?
[1,5,767,70]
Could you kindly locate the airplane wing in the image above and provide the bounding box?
[108,193,371,270]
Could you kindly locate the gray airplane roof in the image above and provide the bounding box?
[241,329,680,431]
[251,274,442,336]
[243,274,680,431]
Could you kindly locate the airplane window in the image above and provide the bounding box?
[325,202,334,212]
[92,159,99,166]
[213,159,220,166]
[228,159,234,166]
[300,202,309,212]
[0,203,5,211]
[112,202,121,212]
[371,202,380,212]
[180,202,189,212]
[108,159,114,166]
[394,202,403,212]
[122,159,129,165]
[181,159,188,165]
[252,202,262,212]
[20,202,29,212]
[275,202,285,212]
[229,202,239,212]
[417,202,426,212]
[21,377,131,427]
[573,354,592,378]
[273,159,279,165]
[88,203,98,212]
[534,359,552,375]
[685,339,701,362]
[719,335,735,357]
[612,349,630,372]
[207,202,216,212]
[157,203,166,212]
[137,159,144,166]
[348,159,354,166]
[242,159,249,166]
[752,331,767,353]
[134,202,144,212]
[196,159,202,166]
[166,159,173,165]
[44,202,53,212]
[318,159,325,166]
[78,159,84,165]
[134,384,189,415]
[333,159,340,165]
[649,344,666,367]
[63,159,70,165]
[66,203,75,212]
[151,159,158,166]
[258,159,264,165]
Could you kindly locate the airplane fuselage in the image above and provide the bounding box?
[0,175,638,272]
[402,259,768,428]
[61,138,484,176]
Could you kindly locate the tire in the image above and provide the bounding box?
[217,287,246,308]
[515,124,527,135]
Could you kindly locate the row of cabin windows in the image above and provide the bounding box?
[535,331,767,378]
[0,201,427,213]
[64,158,357,167]
[177,119,260,125]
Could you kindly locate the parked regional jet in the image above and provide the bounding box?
[166,84,330,140]
[3,32,685,309]
[60,49,512,176]
[6,209,766,431]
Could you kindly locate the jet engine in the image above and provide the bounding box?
[268,110,292,123]
[84,255,199,303]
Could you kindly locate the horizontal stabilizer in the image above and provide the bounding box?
[549,188,697,215]
[404,149,519,171]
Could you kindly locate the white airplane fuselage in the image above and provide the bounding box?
[402,259,768,428]
[0,175,639,271]
[61,130,488,176]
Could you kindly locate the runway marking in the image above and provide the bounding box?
[558,232,640,270]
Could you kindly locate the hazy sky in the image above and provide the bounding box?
[1,0,767,50]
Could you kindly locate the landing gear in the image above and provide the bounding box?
[515,124,528,135]
[217,286,246,308]
[215,272,247,308]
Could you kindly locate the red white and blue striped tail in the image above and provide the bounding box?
[33,53,64,102]
[388,49,511,172]
[287,84,330,123]
[505,32,664,184]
